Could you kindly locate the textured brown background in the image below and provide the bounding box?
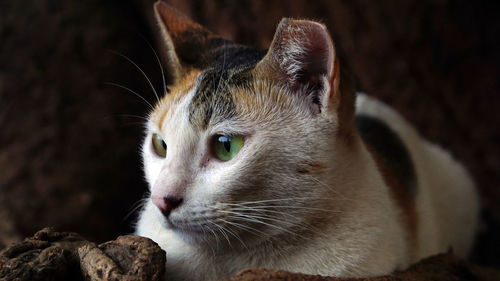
[0,0,499,270]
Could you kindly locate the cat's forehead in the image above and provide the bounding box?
[151,45,270,130]
[188,44,266,129]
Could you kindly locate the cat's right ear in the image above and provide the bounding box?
[257,18,355,137]
[153,1,214,85]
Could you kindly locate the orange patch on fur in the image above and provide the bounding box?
[231,78,298,122]
[150,70,201,127]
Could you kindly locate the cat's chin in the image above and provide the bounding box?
[152,212,207,245]
[159,217,217,246]
[171,227,214,245]
[170,222,243,249]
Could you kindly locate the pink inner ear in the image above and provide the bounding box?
[266,19,336,113]
[274,20,335,85]
[307,22,335,78]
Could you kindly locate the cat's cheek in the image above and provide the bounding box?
[142,151,165,190]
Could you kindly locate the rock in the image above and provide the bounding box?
[79,235,166,281]
[0,228,86,281]
[0,228,166,281]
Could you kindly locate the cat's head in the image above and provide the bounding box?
[142,1,356,247]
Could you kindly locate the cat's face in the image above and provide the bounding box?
[141,2,355,247]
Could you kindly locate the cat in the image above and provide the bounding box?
[136,2,479,280]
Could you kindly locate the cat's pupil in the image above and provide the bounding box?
[224,141,231,152]
[162,141,166,149]
[218,136,231,152]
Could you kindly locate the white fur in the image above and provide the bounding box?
[136,90,478,281]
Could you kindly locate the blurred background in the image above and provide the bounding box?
[0,0,499,269]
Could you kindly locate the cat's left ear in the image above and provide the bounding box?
[257,19,354,123]
[153,1,217,84]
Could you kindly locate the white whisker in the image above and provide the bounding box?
[139,35,167,99]
[214,45,227,98]
[217,218,249,251]
[229,205,341,213]
[217,218,268,240]
[123,197,149,222]
[208,220,233,249]
[108,50,160,103]
[205,222,221,249]
[105,82,154,110]
[230,197,321,205]
[117,114,149,121]
[218,210,307,239]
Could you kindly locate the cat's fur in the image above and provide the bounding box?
[136,2,479,280]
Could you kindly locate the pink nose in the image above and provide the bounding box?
[152,196,183,217]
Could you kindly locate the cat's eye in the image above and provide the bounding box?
[152,133,167,157]
[213,135,244,162]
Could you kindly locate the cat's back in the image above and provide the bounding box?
[355,93,479,261]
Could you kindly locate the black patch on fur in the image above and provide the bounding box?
[188,42,266,129]
[356,115,417,196]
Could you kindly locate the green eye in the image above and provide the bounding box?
[152,133,167,157]
[213,135,244,161]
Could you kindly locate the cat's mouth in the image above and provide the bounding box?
[163,208,229,235]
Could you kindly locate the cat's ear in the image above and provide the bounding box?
[153,1,215,84]
[258,18,354,126]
